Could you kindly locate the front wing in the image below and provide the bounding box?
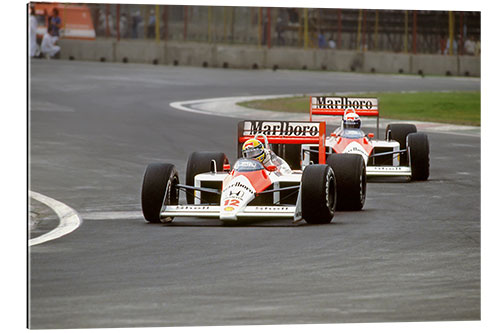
[161,205,297,219]
[366,166,412,177]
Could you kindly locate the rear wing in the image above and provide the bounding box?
[310,96,380,137]
[237,120,327,164]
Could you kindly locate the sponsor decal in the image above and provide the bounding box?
[243,121,320,137]
[312,97,377,110]
[171,206,212,210]
[224,206,235,211]
[344,145,369,157]
[223,181,254,194]
[254,206,293,211]
[227,190,244,200]
[372,166,406,171]
[235,161,258,168]
[224,199,240,207]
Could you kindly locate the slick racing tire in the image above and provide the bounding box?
[301,164,336,224]
[385,123,417,166]
[327,154,366,211]
[141,163,179,223]
[186,152,229,204]
[407,133,430,181]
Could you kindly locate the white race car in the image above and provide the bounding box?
[302,96,430,180]
[141,121,366,225]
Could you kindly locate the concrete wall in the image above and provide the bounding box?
[58,39,480,77]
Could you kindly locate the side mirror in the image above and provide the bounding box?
[368,133,375,139]
[331,132,337,137]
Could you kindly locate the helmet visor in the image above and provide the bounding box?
[242,147,264,159]
[344,120,360,128]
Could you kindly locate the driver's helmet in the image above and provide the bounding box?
[343,110,361,129]
[242,138,266,163]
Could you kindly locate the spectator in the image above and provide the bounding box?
[131,11,141,39]
[318,30,326,49]
[49,8,62,37]
[41,27,60,59]
[98,9,116,37]
[444,37,457,55]
[29,5,38,57]
[147,9,155,38]
[328,36,336,49]
[474,38,481,56]
[464,36,475,55]
[120,13,128,38]
[287,8,299,24]
[275,11,286,46]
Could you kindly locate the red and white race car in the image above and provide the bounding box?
[302,96,430,181]
[141,120,366,225]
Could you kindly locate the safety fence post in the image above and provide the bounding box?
[404,11,408,53]
[223,7,227,42]
[116,4,120,41]
[62,5,66,35]
[230,7,235,43]
[105,4,110,38]
[267,8,271,49]
[258,7,262,47]
[412,11,417,54]
[143,5,148,39]
[304,8,308,49]
[459,12,464,55]
[356,9,362,51]
[164,5,168,42]
[448,11,454,55]
[362,9,366,51]
[208,6,212,43]
[183,6,188,41]
[337,9,342,49]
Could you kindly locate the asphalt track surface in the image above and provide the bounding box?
[29,60,480,329]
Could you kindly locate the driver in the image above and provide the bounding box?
[241,138,292,174]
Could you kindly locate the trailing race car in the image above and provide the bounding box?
[141,121,366,225]
[302,96,430,181]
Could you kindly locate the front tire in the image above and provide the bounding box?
[301,164,336,224]
[141,163,179,223]
[408,133,430,181]
[327,154,366,211]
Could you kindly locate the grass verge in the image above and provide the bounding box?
[237,91,480,126]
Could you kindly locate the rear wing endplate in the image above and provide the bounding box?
[237,120,327,164]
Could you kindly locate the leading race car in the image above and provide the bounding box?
[302,96,430,181]
[141,121,366,225]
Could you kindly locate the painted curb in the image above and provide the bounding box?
[29,191,82,246]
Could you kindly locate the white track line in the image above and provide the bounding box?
[29,191,82,246]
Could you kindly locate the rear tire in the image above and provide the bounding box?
[385,123,417,166]
[141,163,179,223]
[408,133,430,181]
[327,154,366,211]
[301,164,336,224]
[186,152,228,204]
